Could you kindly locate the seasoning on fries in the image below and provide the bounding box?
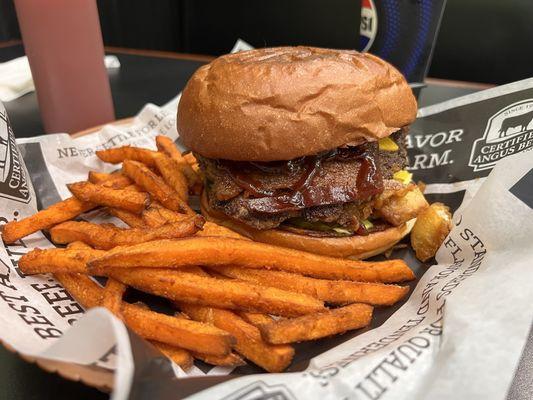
[214,265,409,305]
[103,267,326,317]
[2,173,131,244]
[19,248,102,275]
[2,197,94,244]
[88,171,132,187]
[170,266,293,371]
[121,303,234,356]
[54,273,102,308]
[155,135,202,192]
[153,154,189,202]
[55,272,235,356]
[191,351,245,368]
[49,218,203,249]
[181,304,294,373]
[96,146,159,167]
[258,303,374,343]
[68,181,150,214]
[88,237,415,283]
[67,241,93,250]
[122,160,193,214]
[238,312,275,328]
[88,172,133,188]
[109,208,147,228]
[101,278,127,317]
[2,134,421,372]
[142,204,244,239]
[150,341,194,370]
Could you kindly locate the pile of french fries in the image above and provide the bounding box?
[1,135,415,373]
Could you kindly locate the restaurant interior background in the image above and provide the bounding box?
[1,0,532,85]
[0,2,532,400]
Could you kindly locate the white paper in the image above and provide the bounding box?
[0,56,120,102]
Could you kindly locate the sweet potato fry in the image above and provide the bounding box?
[89,237,414,283]
[54,273,102,308]
[13,131,424,369]
[142,204,246,239]
[2,174,131,244]
[238,312,275,328]
[172,266,280,369]
[150,341,193,370]
[96,146,159,167]
[54,272,234,355]
[88,172,132,188]
[88,171,114,184]
[258,303,373,344]
[192,351,245,367]
[182,152,198,169]
[50,217,203,249]
[141,205,170,227]
[122,302,234,355]
[155,135,182,159]
[215,266,409,306]
[109,208,146,228]
[153,155,189,202]
[68,181,149,214]
[19,248,103,275]
[181,304,294,372]
[155,135,201,190]
[199,222,247,240]
[67,241,93,250]
[122,160,193,214]
[87,172,147,226]
[101,278,127,316]
[104,268,325,317]
[2,198,94,244]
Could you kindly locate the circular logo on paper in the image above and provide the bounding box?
[360,0,378,52]
[469,99,533,172]
[0,107,31,204]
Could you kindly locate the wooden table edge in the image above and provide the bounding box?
[70,117,134,137]
[0,40,497,91]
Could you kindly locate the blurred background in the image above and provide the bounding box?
[1,0,533,85]
[1,0,533,137]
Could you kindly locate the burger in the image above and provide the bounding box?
[177,47,428,259]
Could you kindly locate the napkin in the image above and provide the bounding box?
[0,55,120,102]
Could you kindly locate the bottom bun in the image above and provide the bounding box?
[200,192,415,260]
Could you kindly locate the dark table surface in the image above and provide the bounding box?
[0,42,529,400]
[0,42,490,138]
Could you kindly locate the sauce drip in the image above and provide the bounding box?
[218,144,383,213]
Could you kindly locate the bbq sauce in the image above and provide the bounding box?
[218,155,315,198]
[218,144,383,213]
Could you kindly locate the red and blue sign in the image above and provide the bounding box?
[360,0,377,52]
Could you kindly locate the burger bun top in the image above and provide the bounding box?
[178,46,417,161]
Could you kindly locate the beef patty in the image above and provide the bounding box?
[199,129,408,231]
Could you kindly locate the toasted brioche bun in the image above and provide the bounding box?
[178,46,417,161]
[200,192,414,260]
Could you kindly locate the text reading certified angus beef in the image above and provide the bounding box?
[178,47,429,259]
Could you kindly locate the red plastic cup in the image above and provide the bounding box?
[13,0,115,133]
